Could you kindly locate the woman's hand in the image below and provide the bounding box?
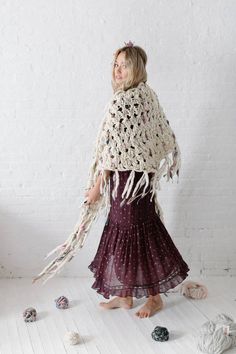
[84,170,111,206]
[84,185,101,205]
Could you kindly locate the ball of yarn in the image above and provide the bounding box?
[151,326,169,342]
[64,331,80,345]
[180,280,208,299]
[23,307,37,322]
[196,313,236,354]
[55,296,69,309]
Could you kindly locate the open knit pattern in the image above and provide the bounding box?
[86,80,181,222]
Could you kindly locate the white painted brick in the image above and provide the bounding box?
[0,0,236,277]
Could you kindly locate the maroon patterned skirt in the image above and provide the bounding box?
[88,170,190,299]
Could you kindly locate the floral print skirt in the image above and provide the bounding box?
[88,170,190,299]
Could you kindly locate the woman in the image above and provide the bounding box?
[85,42,190,318]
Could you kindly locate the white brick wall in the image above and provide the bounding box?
[1,0,236,278]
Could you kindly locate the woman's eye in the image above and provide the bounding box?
[114,63,127,68]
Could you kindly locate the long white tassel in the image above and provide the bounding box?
[150,173,158,202]
[97,169,112,219]
[141,171,149,197]
[131,172,146,197]
[165,142,181,182]
[126,171,152,205]
[104,178,111,219]
[96,170,105,201]
[113,169,120,199]
[121,170,135,199]
[44,243,66,260]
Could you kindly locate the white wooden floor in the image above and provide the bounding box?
[1,276,236,354]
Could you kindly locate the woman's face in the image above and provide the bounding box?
[114,51,129,84]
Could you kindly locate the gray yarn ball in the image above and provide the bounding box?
[23,307,37,322]
[55,296,69,309]
[151,326,169,342]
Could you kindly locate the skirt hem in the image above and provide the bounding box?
[88,264,190,299]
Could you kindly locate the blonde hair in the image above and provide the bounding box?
[111,45,148,93]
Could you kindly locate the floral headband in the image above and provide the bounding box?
[124,40,134,47]
[112,40,135,58]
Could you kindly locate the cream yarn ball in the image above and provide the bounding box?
[180,280,208,299]
[196,313,236,354]
[64,331,80,345]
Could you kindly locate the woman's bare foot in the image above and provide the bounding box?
[135,294,164,318]
[99,296,133,310]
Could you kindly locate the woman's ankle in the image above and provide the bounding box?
[120,296,133,301]
[148,294,161,302]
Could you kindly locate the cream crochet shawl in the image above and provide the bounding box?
[85,81,181,223]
